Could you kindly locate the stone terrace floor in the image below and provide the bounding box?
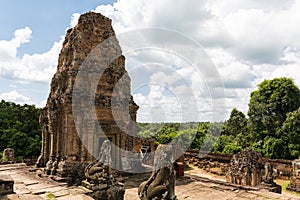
[0,163,300,200]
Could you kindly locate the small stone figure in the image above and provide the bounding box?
[263,162,274,184]
[2,148,15,163]
[99,140,112,166]
[45,158,54,175]
[50,157,59,175]
[138,144,177,200]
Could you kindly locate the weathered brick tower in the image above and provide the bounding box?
[36,12,139,176]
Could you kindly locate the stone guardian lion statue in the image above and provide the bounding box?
[138,144,177,200]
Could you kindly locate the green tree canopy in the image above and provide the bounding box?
[136,122,222,151]
[223,108,248,137]
[263,136,286,159]
[248,78,300,139]
[0,100,41,159]
[279,107,300,159]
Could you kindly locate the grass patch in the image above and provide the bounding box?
[275,179,300,197]
[46,192,56,200]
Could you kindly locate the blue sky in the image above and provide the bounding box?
[0,0,115,55]
[0,0,116,108]
[1,0,300,122]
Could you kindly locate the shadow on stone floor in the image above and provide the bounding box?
[122,173,195,190]
[184,164,195,171]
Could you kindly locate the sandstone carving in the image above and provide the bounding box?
[226,149,264,186]
[83,139,125,200]
[227,149,281,193]
[36,11,138,178]
[287,159,300,192]
[84,139,112,183]
[138,145,177,200]
[2,148,15,163]
[262,162,274,184]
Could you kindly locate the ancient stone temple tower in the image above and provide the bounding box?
[36,12,139,175]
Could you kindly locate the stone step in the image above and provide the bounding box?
[0,175,14,195]
[51,176,69,183]
[0,163,27,171]
[32,186,66,195]
[56,194,94,200]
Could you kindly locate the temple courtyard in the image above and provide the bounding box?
[1,163,299,200]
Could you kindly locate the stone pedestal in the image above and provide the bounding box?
[83,179,125,199]
[82,173,125,200]
[0,175,14,196]
[261,182,282,194]
[85,183,125,200]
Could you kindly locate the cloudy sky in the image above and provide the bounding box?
[1,0,300,122]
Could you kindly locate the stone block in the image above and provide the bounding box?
[0,175,14,196]
[89,186,125,200]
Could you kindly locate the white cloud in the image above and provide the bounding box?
[70,13,80,28]
[207,48,255,88]
[0,27,31,62]
[0,28,62,83]
[95,0,300,64]
[131,60,220,122]
[252,48,300,88]
[38,100,47,108]
[206,0,295,18]
[93,0,300,121]
[0,90,31,105]
[2,1,300,121]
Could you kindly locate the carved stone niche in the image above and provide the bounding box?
[226,149,281,193]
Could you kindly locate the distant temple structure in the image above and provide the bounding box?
[226,149,281,193]
[36,12,139,176]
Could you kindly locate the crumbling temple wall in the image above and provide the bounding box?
[184,150,292,179]
[36,12,139,175]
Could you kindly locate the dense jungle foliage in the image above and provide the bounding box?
[0,100,41,160]
[138,78,300,160]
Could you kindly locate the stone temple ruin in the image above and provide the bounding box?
[287,159,300,192]
[226,149,281,193]
[226,149,264,186]
[36,12,139,178]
